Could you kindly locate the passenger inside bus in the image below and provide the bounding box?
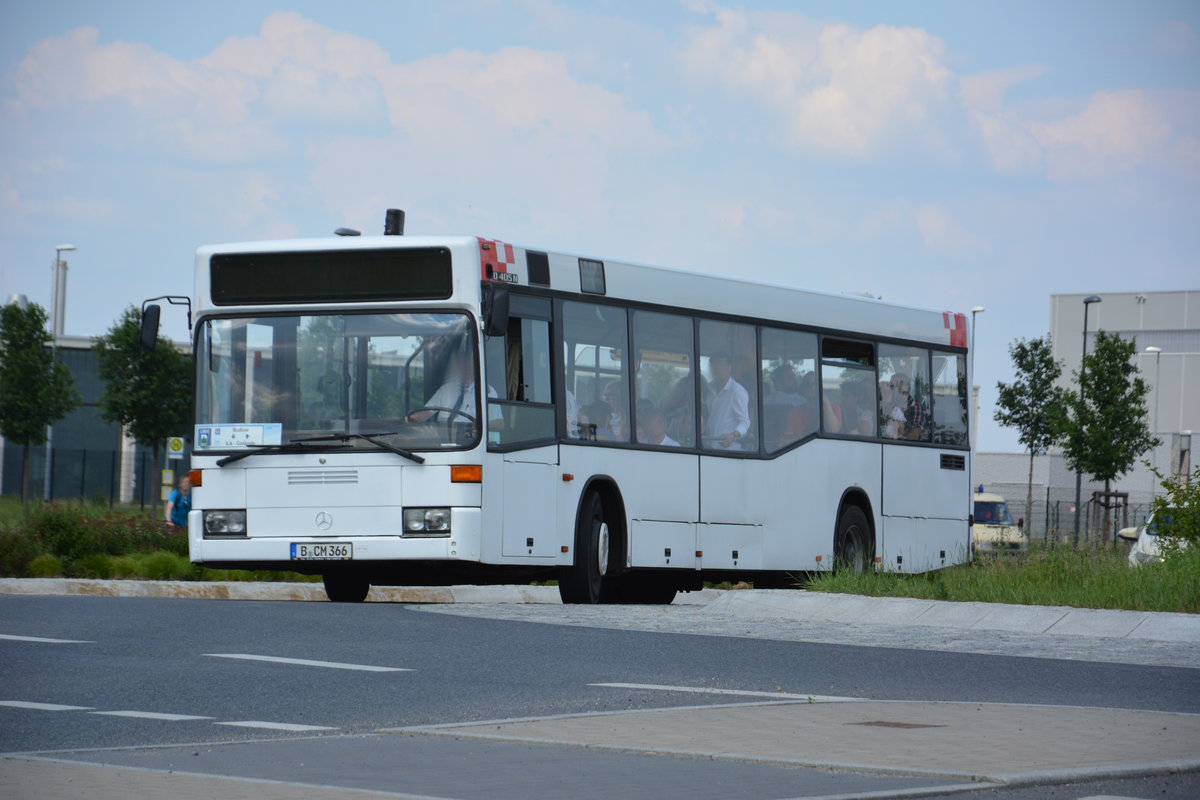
[704,351,750,450]
[637,405,680,447]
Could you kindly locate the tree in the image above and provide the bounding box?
[1059,330,1158,538]
[993,336,1066,536]
[94,307,192,516]
[0,302,80,502]
[1146,462,1200,555]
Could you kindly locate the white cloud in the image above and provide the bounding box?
[8,12,665,234]
[1029,90,1171,178]
[681,7,953,156]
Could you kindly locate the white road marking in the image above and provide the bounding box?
[90,710,214,721]
[0,701,95,711]
[0,634,93,644]
[204,653,411,672]
[589,682,863,702]
[216,720,337,732]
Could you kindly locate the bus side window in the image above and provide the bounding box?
[820,338,876,438]
[699,320,758,452]
[563,301,630,443]
[631,311,695,447]
[878,344,931,442]
[761,327,818,451]
[485,297,555,448]
[932,351,968,446]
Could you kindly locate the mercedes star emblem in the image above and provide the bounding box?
[315,512,333,530]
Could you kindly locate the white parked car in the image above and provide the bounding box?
[972,491,1028,553]
[1120,509,1186,566]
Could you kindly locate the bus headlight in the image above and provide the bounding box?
[204,510,247,535]
[403,507,451,536]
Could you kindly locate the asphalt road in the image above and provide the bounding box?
[2,595,1198,799]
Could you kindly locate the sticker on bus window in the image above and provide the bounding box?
[195,423,282,449]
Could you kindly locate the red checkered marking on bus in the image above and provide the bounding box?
[943,311,967,348]
[478,237,516,281]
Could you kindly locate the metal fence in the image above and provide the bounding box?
[1002,490,1150,545]
[3,446,189,509]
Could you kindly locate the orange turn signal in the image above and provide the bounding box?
[815,555,823,562]
[451,465,482,483]
[188,469,203,487]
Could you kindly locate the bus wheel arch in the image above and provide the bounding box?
[559,476,627,604]
[834,489,875,574]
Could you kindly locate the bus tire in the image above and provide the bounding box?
[834,505,871,574]
[559,490,609,604]
[324,572,370,603]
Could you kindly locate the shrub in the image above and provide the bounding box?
[27,504,97,561]
[110,556,140,578]
[72,553,115,579]
[27,553,63,577]
[135,551,197,581]
[0,530,42,576]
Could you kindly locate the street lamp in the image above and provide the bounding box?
[1145,346,1162,498]
[970,306,985,448]
[44,244,76,501]
[1072,295,1102,544]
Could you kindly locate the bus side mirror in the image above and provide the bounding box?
[140,304,161,351]
[1017,518,1024,528]
[483,286,509,338]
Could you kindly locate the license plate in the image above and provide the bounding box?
[290,543,352,560]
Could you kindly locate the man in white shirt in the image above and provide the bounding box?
[704,352,750,450]
[638,406,680,447]
[408,356,496,425]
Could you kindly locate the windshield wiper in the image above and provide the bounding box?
[292,432,425,464]
[215,432,425,467]
[216,442,318,467]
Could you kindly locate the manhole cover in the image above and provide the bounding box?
[846,721,947,729]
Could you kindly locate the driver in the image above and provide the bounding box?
[406,355,496,424]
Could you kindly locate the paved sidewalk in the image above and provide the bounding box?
[392,698,1200,786]
[0,756,434,800]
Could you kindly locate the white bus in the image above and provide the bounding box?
[144,210,973,603]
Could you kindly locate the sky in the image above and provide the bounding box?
[2,0,1197,451]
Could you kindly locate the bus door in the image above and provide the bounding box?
[483,295,560,558]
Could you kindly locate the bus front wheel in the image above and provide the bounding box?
[834,506,871,574]
[324,572,370,603]
[559,491,609,604]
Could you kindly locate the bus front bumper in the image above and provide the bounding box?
[187,507,482,565]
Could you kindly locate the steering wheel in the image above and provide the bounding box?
[407,406,479,442]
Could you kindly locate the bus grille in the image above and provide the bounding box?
[287,469,359,485]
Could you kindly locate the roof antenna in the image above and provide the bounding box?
[334,227,361,236]
[384,208,405,236]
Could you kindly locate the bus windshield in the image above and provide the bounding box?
[196,312,480,452]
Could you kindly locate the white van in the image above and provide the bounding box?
[972,489,1028,553]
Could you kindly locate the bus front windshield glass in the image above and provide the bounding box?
[196,312,480,451]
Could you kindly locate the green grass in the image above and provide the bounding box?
[804,542,1200,613]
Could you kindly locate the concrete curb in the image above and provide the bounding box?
[0,578,562,605]
[2,579,1197,644]
[705,589,1200,643]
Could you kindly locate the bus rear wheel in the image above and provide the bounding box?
[324,572,370,603]
[834,505,871,574]
[559,491,610,604]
